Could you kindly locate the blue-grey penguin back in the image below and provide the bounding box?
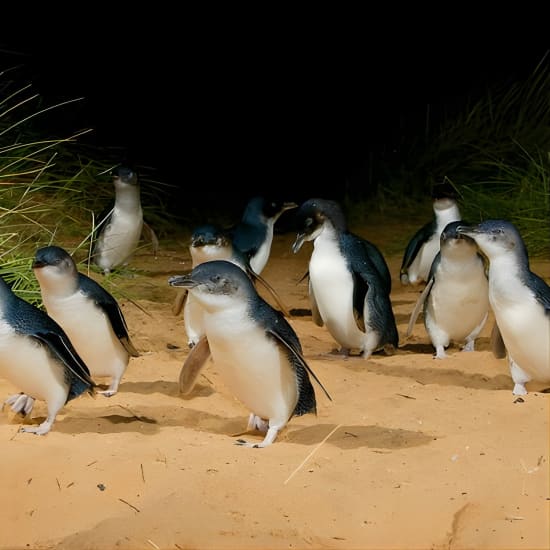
[0,276,95,401]
[344,233,399,348]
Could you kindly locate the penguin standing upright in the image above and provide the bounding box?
[457,219,550,394]
[33,245,139,396]
[292,198,398,359]
[0,275,96,434]
[92,166,157,274]
[175,224,290,348]
[406,221,489,358]
[400,182,461,285]
[230,197,298,274]
[168,260,331,447]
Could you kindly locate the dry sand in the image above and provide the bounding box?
[0,221,548,550]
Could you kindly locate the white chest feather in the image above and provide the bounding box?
[97,206,143,268]
[0,318,68,401]
[309,233,364,349]
[488,260,550,380]
[426,256,489,340]
[43,291,127,378]
[249,221,274,274]
[408,235,439,284]
[202,304,298,422]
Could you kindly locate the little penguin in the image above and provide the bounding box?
[291,198,398,359]
[91,165,158,274]
[400,182,461,285]
[0,274,96,434]
[32,245,140,396]
[456,219,550,395]
[168,260,331,448]
[406,221,489,358]
[230,197,298,275]
[174,224,290,348]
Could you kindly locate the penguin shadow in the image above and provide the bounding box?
[286,423,434,450]
[116,380,199,397]
[341,355,513,391]
[31,400,247,437]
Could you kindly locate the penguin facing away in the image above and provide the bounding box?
[292,198,398,359]
[0,275,96,434]
[400,182,461,285]
[406,221,489,358]
[168,260,331,448]
[230,197,298,275]
[91,165,159,275]
[32,245,139,396]
[456,219,550,395]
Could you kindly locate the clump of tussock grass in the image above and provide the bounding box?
[0,74,174,306]
[347,51,550,257]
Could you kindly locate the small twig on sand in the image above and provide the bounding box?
[118,498,140,513]
[284,424,341,485]
[141,463,145,483]
[146,539,160,549]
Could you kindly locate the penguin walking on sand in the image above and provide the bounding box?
[174,224,290,348]
[92,165,158,274]
[230,197,298,275]
[406,221,489,358]
[292,198,398,359]
[400,182,461,285]
[457,219,550,395]
[168,260,331,447]
[33,245,140,396]
[0,275,96,434]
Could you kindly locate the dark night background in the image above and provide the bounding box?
[1,23,548,221]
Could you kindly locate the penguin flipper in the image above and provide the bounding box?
[172,289,188,316]
[309,279,324,327]
[490,322,507,359]
[406,277,434,337]
[267,328,332,402]
[142,221,159,257]
[33,331,96,399]
[179,336,211,394]
[79,275,140,357]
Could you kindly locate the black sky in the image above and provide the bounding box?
[1,28,548,211]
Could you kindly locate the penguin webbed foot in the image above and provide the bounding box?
[20,417,54,435]
[97,389,117,397]
[4,393,35,416]
[512,383,528,396]
[235,426,280,448]
[461,340,475,352]
[433,345,448,359]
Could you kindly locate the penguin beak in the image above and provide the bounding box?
[282,201,299,213]
[456,224,478,237]
[168,274,200,289]
[32,259,46,269]
[292,233,306,254]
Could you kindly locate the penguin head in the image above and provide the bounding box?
[111,165,138,186]
[291,198,346,253]
[242,197,298,224]
[456,219,527,261]
[168,260,253,311]
[440,221,478,257]
[190,225,231,249]
[33,245,79,294]
[432,182,458,211]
